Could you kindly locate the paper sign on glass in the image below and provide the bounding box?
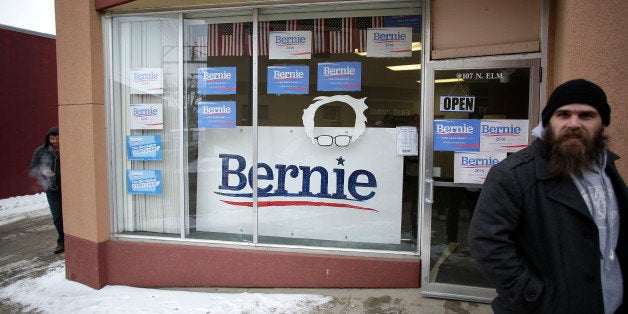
[366,27,412,58]
[198,101,236,128]
[433,119,480,151]
[440,95,475,112]
[396,126,418,156]
[269,31,312,60]
[127,135,162,160]
[195,127,403,244]
[129,103,163,130]
[267,66,309,94]
[480,119,529,152]
[130,68,163,94]
[127,170,162,195]
[317,62,361,91]
[198,67,236,95]
[454,151,507,184]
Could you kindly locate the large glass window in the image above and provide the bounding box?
[184,13,255,243]
[110,15,182,236]
[254,12,421,251]
[110,2,422,253]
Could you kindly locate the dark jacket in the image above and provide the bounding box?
[469,139,628,313]
[29,126,61,192]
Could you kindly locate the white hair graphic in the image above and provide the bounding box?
[302,95,368,145]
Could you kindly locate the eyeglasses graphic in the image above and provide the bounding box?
[314,135,352,147]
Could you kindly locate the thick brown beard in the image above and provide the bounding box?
[543,125,607,178]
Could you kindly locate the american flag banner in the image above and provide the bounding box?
[207,24,220,56]
[257,21,271,56]
[356,16,385,53]
[244,23,254,56]
[205,17,389,56]
[328,18,354,54]
[207,23,246,56]
[298,19,327,54]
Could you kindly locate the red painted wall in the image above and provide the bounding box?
[0,26,58,198]
[64,235,421,289]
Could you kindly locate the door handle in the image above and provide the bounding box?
[425,178,434,203]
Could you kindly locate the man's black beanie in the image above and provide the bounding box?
[542,79,610,127]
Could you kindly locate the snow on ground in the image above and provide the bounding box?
[0,262,332,313]
[0,192,49,227]
[0,194,333,313]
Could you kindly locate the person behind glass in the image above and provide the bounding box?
[468,79,627,313]
[29,126,64,254]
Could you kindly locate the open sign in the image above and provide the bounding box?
[440,95,475,112]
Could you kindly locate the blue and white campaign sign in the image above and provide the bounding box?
[127,135,162,160]
[366,27,412,58]
[480,119,529,152]
[269,31,312,60]
[434,119,481,151]
[454,151,507,184]
[130,68,163,94]
[129,103,163,130]
[440,95,475,112]
[267,66,309,94]
[127,169,162,195]
[317,62,362,91]
[198,101,236,128]
[198,67,236,95]
[195,127,403,244]
[196,95,405,244]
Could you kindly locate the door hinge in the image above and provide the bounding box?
[539,66,543,83]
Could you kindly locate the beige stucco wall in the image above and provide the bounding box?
[431,0,541,59]
[56,0,110,243]
[551,0,627,176]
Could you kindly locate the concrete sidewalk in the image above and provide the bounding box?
[176,286,493,313]
[0,215,492,313]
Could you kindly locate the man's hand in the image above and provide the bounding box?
[42,170,55,177]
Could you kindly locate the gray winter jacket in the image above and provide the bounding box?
[469,139,627,313]
[29,126,61,192]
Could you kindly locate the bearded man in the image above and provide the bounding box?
[469,79,627,313]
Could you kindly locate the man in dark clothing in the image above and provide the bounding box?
[469,79,627,313]
[29,126,64,254]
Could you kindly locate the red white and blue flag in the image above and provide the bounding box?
[196,16,391,57]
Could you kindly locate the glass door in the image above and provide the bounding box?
[420,59,540,301]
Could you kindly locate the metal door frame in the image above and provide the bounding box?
[419,58,541,302]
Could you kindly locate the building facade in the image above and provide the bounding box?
[0,25,58,199]
[55,0,626,302]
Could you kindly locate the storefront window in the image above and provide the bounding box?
[110,15,182,236]
[254,14,421,251]
[110,2,422,252]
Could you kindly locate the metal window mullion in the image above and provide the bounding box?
[252,8,259,244]
[104,15,118,235]
[178,13,186,239]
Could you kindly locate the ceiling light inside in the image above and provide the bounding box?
[416,78,465,84]
[387,64,421,71]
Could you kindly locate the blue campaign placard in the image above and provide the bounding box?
[127,170,162,195]
[126,135,162,160]
[267,66,309,94]
[317,62,361,91]
[434,119,481,151]
[198,101,236,128]
[198,67,236,95]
